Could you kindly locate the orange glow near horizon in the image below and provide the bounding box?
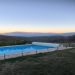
[0,27,75,34]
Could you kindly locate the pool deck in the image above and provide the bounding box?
[0,46,73,60]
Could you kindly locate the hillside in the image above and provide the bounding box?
[27,35,75,43]
[0,48,75,75]
[0,35,75,46]
[0,35,30,46]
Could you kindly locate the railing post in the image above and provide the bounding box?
[4,54,5,60]
[36,50,37,54]
[47,48,49,52]
[22,51,23,57]
[57,46,59,50]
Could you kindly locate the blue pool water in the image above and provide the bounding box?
[0,45,54,55]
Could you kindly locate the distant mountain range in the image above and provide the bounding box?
[2,32,75,37]
[0,32,75,43]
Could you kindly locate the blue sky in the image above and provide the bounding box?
[0,0,75,33]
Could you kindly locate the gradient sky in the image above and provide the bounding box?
[0,0,75,33]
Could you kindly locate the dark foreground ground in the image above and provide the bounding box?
[0,48,75,75]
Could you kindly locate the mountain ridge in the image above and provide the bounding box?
[2,32,75,37]
[3,32,61,37]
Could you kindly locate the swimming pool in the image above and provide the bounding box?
[0,44,54,55]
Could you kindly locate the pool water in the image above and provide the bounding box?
[0,45,54,55]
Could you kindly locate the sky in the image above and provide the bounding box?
[0,0,75,33]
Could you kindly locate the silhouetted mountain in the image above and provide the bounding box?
[3,32,61,37]
[3,32,75,37]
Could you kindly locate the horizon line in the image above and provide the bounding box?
[0,31,75,34]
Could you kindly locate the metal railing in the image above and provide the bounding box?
[0,47,73,60]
